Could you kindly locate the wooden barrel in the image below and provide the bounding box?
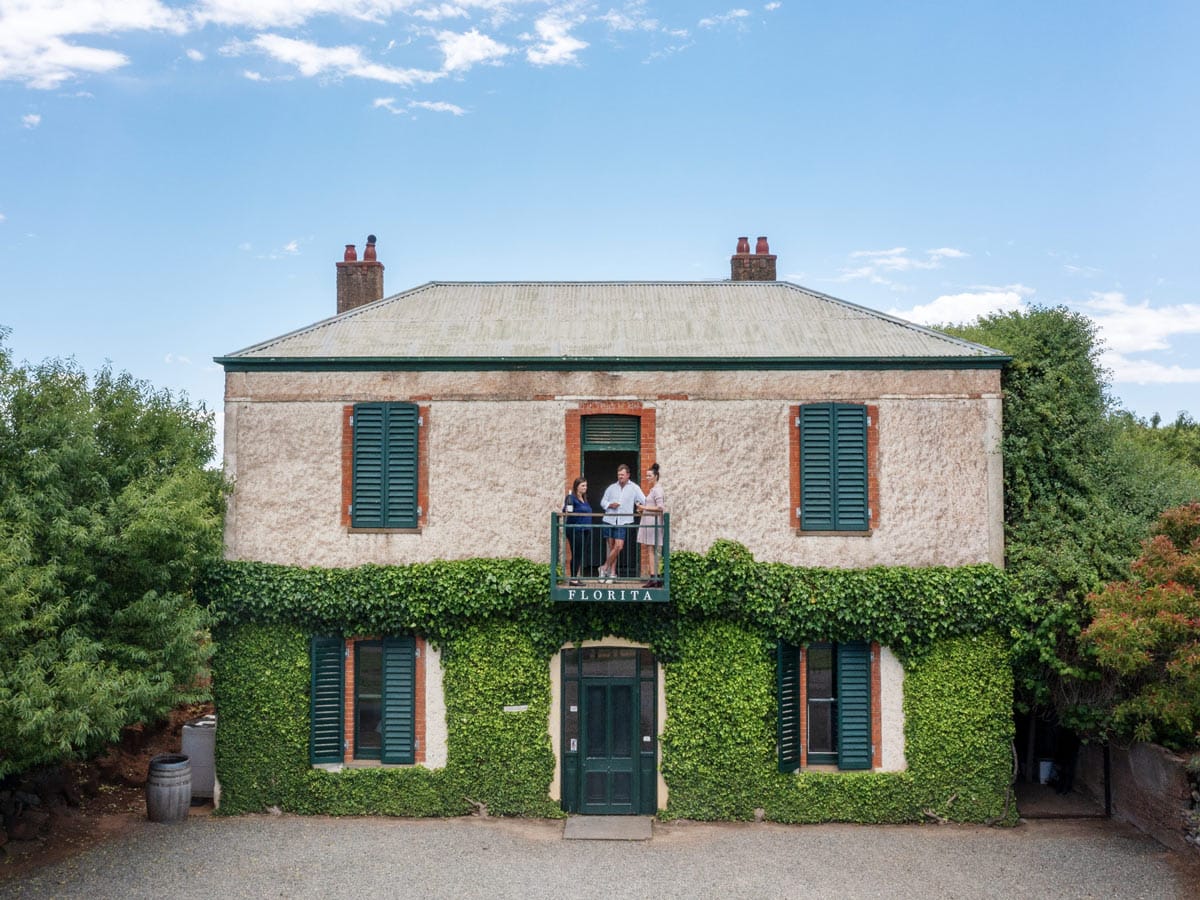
[146,753,192,823]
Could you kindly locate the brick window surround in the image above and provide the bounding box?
[565,402,657,571]
[341,404,431,529]
[564,401,657,492]
[342,635,427,765]
[788,403,879,533]
[797,641,884,769]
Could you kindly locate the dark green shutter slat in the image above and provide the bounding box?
[381,636,416,765]
[352,404,386,528]
[384,404,419,528]
[777,640,802,773]
[800,405,834,530]
[800,403,869,531]
[833,404,869,531]
[837,641,872,770]
[310,636,344,764]
[353,403,418,529]
[582,414,640,448]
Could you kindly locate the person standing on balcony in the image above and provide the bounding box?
[562,476,592,586]
[599,463,645,581]
[636,463,665,587]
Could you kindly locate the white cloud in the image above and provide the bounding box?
[1064,263,1103,277]
[282,239,300,254]
[601,2,659,31]
[437,28,511,72]
[525,12,588,66]
[698,8,750,28]
[0,0,188,88]
[164,353,193,365]
[186,48,205,61]
[242,69,265,80]
[376,96,468,115]
[1082,291,1200,355]
[887,290,1028,327]
[0,212,6,223]
[835,246,969,286]
[411,4,469,20]
[764,1,781,9]
[373,96,407,114]
[409,99,466,114]
[1102,353,1200,386]
[928,247,968,260]
[192,0,414,30]
[227,34,443,85]
[21,113,41,128]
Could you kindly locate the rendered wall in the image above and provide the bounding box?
[223,368,1002,569]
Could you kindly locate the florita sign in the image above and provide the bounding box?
[555,586,667,603]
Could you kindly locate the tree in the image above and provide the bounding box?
[1080,503,1200,750]
[0,331,224,777]
[943,308,1200,732]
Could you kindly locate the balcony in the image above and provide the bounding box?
[550,512,670,602]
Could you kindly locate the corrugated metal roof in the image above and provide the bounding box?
[220,281,1004,362]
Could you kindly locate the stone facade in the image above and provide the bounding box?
[222,368,1003,569]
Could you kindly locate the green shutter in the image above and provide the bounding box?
[384,404,419,528]
[352,404,386,528]
[833,404,869,530]
[799,403,869,531]
[381,636,416,765]
[310,635,344,764]
[799,404,834,530]
[836,641,872,770]
[353,403,419,529]
[777,640,802,773]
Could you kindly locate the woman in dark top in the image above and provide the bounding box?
[563,477,592,585]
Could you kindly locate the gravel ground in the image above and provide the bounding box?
[2,815,1197,900]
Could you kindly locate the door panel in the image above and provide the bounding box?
[580,679,638,814]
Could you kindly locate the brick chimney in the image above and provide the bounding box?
[730,235,777,282]
[336,234,385,313]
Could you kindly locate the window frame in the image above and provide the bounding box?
[777,639,878,772]
[790,402,879,534]
[342,403,429,531]
[309,634,422,767]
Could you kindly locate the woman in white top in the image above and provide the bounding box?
[636,462,666,587]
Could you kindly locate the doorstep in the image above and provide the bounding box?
[562,816,653,841]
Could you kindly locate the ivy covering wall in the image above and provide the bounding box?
[207,542,1015,822]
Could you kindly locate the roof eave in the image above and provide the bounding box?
[214,355,1012,372]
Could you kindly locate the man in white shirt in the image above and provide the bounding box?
[598,463,645,581]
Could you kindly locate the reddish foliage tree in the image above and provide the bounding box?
[1081,503,1200,749]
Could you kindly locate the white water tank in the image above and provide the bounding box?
[181,714,217,800]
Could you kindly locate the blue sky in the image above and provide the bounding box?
[3,1,1199,457]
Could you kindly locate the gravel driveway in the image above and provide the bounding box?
[2,815,1196,900]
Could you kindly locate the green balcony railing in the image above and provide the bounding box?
[550,512,670,602]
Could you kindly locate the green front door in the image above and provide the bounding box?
[561,646,657,815]
[580,678,638,814]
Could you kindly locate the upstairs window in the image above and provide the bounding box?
[797,402,870,532]
[352,402,419,529]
